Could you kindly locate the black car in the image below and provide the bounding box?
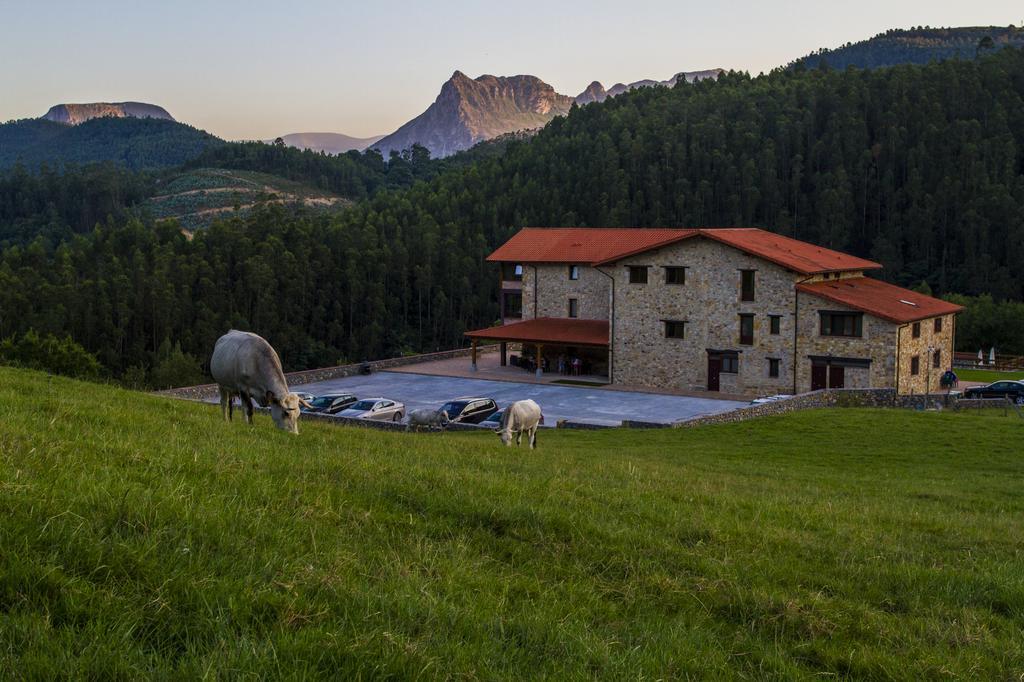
[440,397,499,424]
[301,393,358,414]
[963,380,1024,404]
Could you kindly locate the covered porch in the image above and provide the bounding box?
[464,317,611,383]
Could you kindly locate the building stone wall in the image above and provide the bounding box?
[520,264,610,321]
[896,313,956,394]
[609,237,799,395]
[794,295,897,393]
[502,242,953,398]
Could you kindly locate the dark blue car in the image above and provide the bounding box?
[963,380,1024,404]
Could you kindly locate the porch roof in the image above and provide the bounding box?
[465,317,609,347]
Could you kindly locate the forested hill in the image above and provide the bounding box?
[0,117,223,171]
[0,141,448,245]
[794,26,1024,70]
[2,48,1023,384]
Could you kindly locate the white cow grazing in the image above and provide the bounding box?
[210,330,310,434]
[495,399,542,449]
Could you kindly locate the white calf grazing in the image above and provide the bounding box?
[494,399,542,449]
[406,407,450,431]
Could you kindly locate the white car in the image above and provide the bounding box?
[750,394,792,405]
[337,398,405,422]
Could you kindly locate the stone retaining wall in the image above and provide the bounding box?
[674,388,970,428]
[157,345,497,402]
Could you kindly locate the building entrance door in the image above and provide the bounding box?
[828,365,845,389]
[707,356,721,391]
[811,364,827,391]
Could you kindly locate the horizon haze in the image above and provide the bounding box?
[1,0,1022,141]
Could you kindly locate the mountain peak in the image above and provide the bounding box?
[575,81,608,105]
[375,72,575,158]
[41,102,174,126]
[375,68,721,158]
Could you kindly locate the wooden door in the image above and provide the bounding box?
[707,356,721,391]
[829,365,845,389]
[811,364,827,391]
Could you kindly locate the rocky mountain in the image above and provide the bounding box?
[275,132,384,154]
[42,101,175,126]
[577,70,723,104]
[373,69,721,158]
[373,72,575,159]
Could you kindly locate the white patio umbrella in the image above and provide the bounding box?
[978,349,984,365]
[990,347,997,365]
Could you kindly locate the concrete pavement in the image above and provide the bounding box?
[292,370,746,427]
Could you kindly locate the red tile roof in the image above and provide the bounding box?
[797,277,963,324]
[487,228,696,265]
[696,229,882,275]
[465,317,609,347]
[488,226,881,275]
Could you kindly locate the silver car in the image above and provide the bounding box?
[337,398,405,422]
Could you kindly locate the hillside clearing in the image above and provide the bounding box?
[141,168,351,230]
[0,367,1022,678]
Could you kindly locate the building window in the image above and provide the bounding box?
[721,355,738,373]
[933,349,941,368]
[628,266,648,284]
[769,315,781,335]
[741,270,756,301]
[665,267,686,285]
[768,358,780,378]
[934,317,943,333]
[820,312,863,337]
[568,298,578,318]
[502,292,522,319]
[910,355,920,375]
[912,322,921,338]
[568,265,580,280]
[739,314,754,345]
[502,263,523,281]
[664,320,686,339]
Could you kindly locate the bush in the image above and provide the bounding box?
[0,330,102,380]
[149,339,206,389]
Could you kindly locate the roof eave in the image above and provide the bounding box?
[796,284,965,324]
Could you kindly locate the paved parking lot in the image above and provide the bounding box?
[293,371,746,426]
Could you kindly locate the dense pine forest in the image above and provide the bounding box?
[0,117,223,171]
[1,48,1023,384]
[795,26,1024,70]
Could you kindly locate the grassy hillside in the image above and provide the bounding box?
[1,366,1022,678]
[142,168,351,230]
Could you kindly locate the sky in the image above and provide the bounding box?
[1,0,1021,140]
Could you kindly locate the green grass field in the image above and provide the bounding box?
[1,367,1022,678]
[955,367,1024,384]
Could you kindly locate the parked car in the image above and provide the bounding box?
[479,407,545,427]
[296,392,316,403]
[337,398,405,421]
[479,408,505,428]
[750,394,792,406]
[440,397,499,424]
[963,380,1024,404]
[302,393,358,415]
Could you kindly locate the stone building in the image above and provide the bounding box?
[466,227,962,396]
